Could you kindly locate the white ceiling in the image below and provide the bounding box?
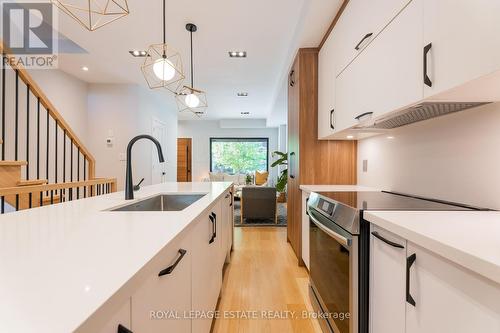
[54,0,343,123]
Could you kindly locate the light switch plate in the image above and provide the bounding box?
[363,160,368,172]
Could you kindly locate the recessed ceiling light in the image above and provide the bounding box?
[347,135,354,139]
[237,92,248,97]
[387,136,395,139]
[241,112,250,115]
[229,51,247,58]
[81,66,89,71]
[129,50,148,57]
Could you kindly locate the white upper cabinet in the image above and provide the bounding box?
[406,242,500,333]
[334,0,412,76]
[318,26,338,139]
[423,0,500,99]
[335,0,423,134]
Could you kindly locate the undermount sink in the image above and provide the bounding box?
[110,194,207,212]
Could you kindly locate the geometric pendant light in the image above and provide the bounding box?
[51,0,130,31]
[141,0,184,93]
[175,23,208,116]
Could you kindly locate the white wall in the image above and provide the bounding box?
[87,84,178,190]
[357,102,500,209]
[178,120,280,183]
[28,69,89,143]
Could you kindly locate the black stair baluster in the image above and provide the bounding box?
[15,70,18,160]
[39,191,43,206]
[36,98,40,179]
[70,139,73,182]
[63,130,66,182]
[29,193,32,208]
[15,194,19,211]
[1,52,5,160]
[54,120,58,198]
[1,196,4,214]
[83,158,86,198]
[46,109,49,187]
[26,85,30,179]
[77,147,80,199]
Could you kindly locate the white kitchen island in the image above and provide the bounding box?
[0,182,233,333]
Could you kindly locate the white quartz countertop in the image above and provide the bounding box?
[365,211,500,285]
[299,184,380,193]
[0,182,232,333]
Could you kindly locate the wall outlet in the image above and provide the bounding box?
[363,159,368,172]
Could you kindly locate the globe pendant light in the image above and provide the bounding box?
[141,0,184,92]
[176,23,208,116]
[52,0,130,31]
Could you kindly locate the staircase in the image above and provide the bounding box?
[0,44,116,214]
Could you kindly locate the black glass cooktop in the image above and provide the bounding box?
[315,191,484,211]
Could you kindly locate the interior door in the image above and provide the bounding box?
[152,118,168,184]
[177,138,192,182]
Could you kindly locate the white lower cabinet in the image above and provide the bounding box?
[220,191,233,262]
[192,204,223,333]
[131,230,192,333]
[369,225,406,333]
[406,242,500,333]
[370,226,500,333]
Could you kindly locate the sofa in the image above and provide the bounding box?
[209,171,269,198]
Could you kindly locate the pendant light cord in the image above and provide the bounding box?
[162,0,166,45]
[190,29,194,88]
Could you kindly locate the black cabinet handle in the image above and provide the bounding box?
[289,70,295,87]
[330,109,335,130]
[209,215,216,244]
[355,32,373,50]
[158,249,187,277]
[372,231,404,249]
[406,253,416,306]
[306,198,309,216]
[355,111,374,121]
[211,212,217,238]
[289,152,296,179]
[118,324,133,333]
[423,43,432,87]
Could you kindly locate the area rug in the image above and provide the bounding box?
[233,199,287,227]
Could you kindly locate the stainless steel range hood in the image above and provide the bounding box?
[362,102,491,129]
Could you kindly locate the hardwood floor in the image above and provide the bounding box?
[213,227,322,333]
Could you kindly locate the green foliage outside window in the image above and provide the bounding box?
[211,139,268,174]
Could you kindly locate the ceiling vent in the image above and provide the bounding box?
[365,102,491,129]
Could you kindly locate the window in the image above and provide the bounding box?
[210,138,269,174]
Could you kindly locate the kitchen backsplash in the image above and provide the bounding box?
[357,102,500,210]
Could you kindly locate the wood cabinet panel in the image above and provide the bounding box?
[287,49,357,264]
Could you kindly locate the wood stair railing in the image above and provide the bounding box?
[0,42,117,214]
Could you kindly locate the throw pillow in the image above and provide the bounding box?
[255,171,269,186]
